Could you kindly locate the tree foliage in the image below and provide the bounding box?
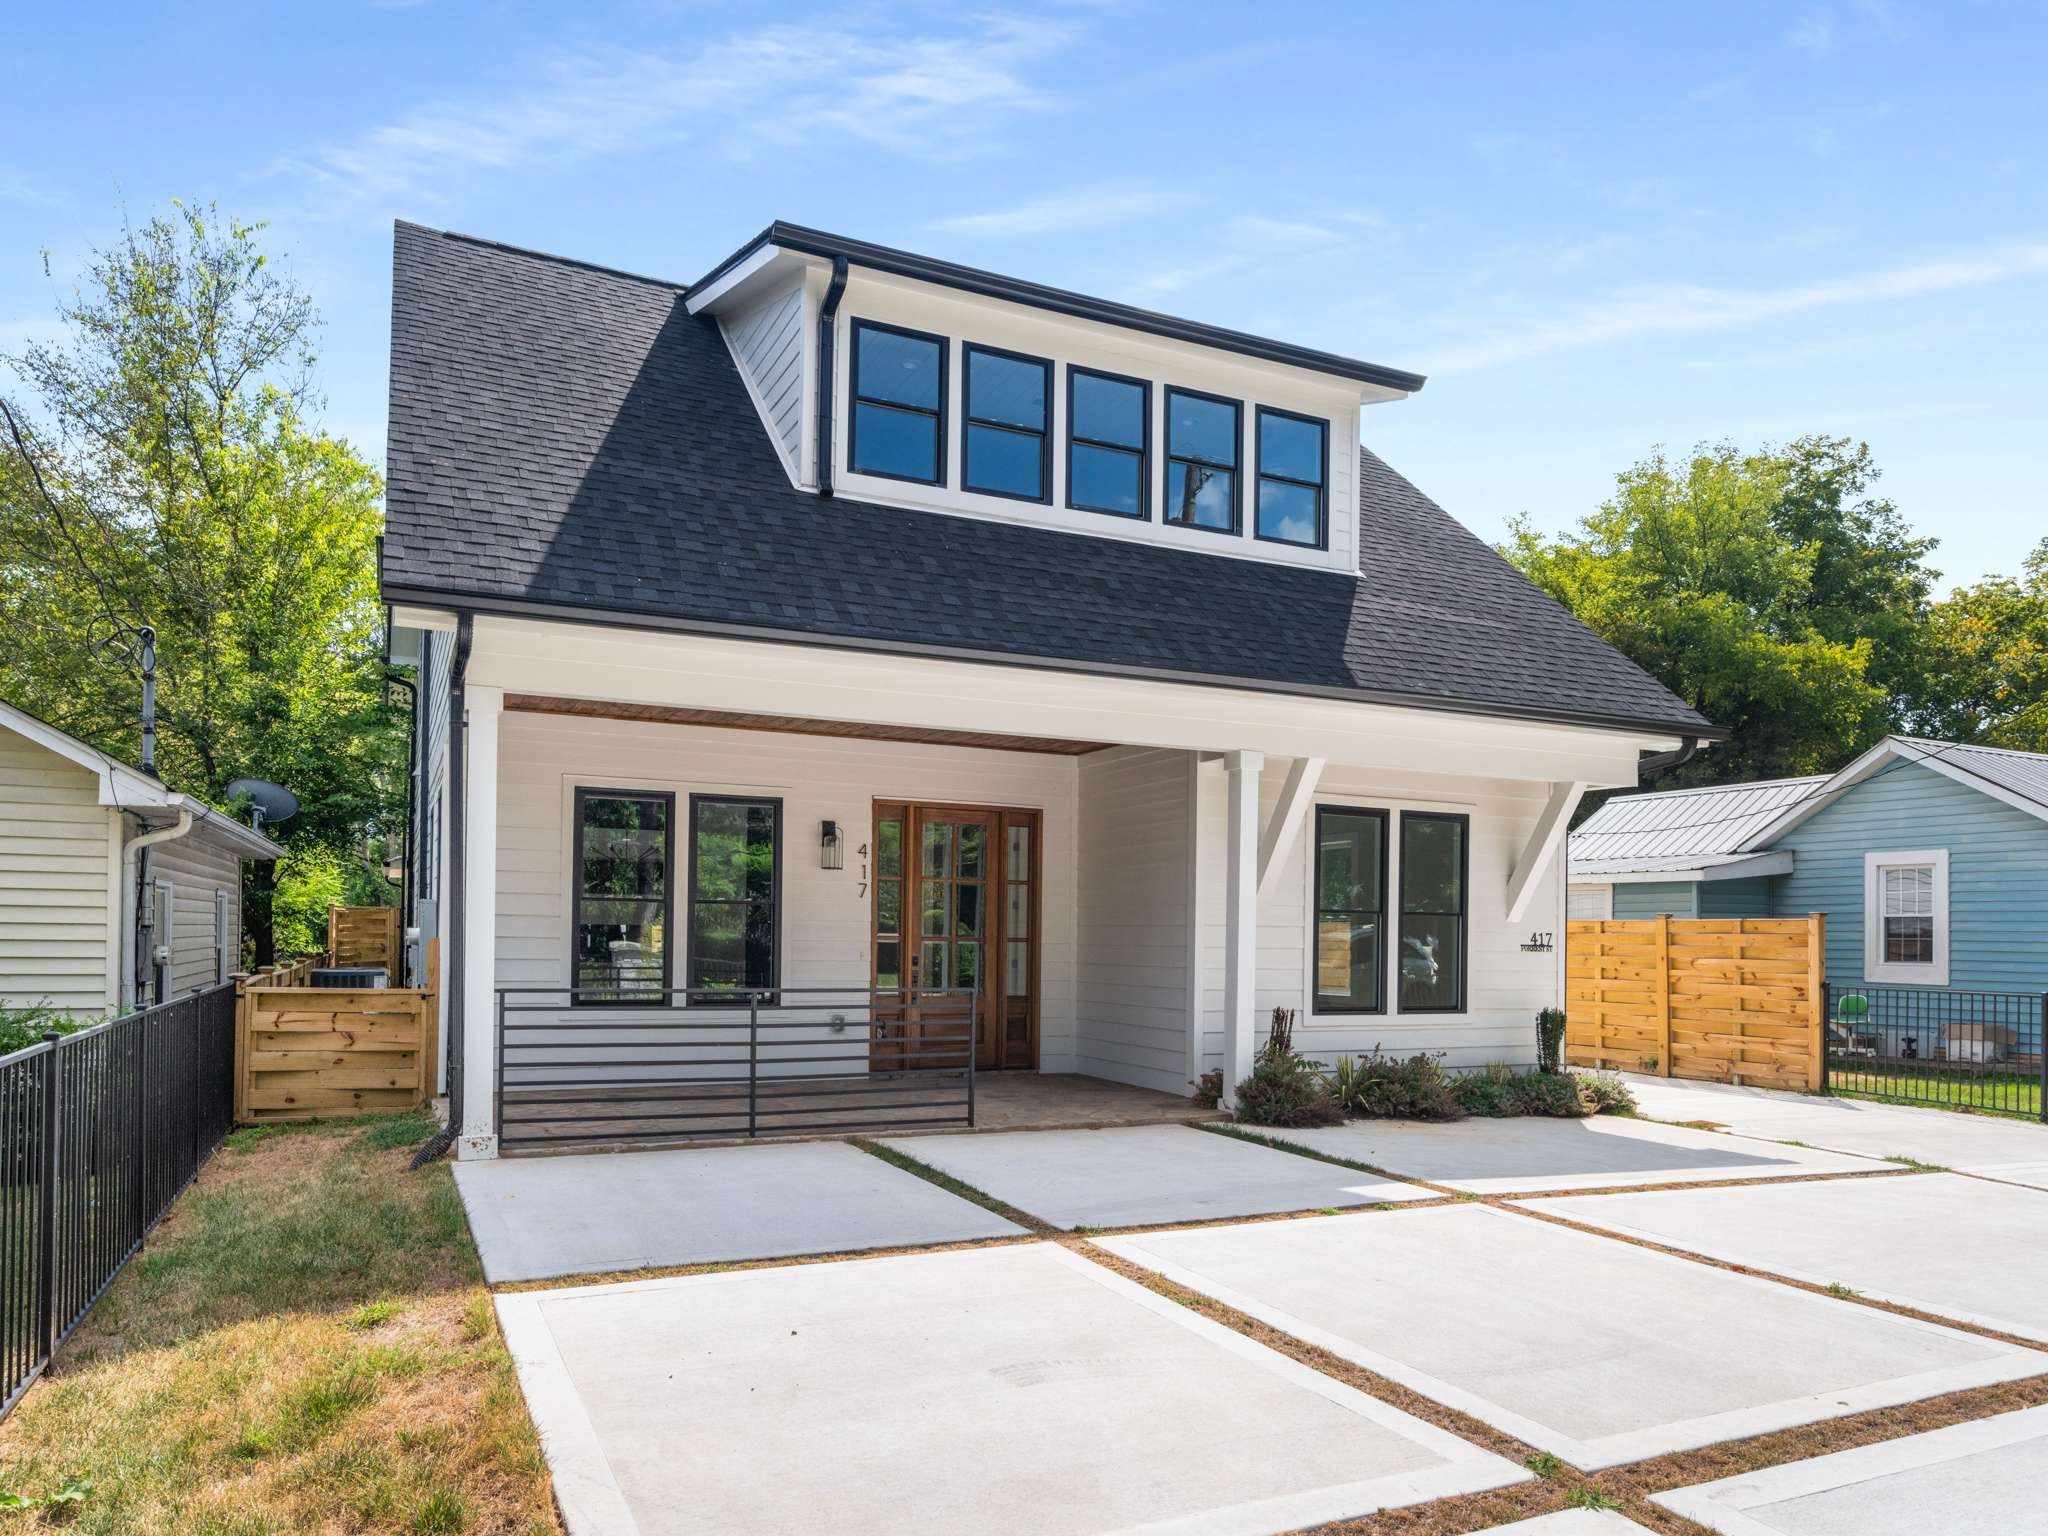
[1507,436,2047,784]
[0,203,400,962]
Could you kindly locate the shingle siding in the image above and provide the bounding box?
[380,222,1708,737]
[1770,759,2048,997]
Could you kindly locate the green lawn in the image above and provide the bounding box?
[0,1112,558,1534]
[1828,1065,2042,1120]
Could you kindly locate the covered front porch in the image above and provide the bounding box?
[425,614,1666,1160]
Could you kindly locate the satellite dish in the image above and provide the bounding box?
[227,778,299,830]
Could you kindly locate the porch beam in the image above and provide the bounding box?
[1221,750,1263,1110]
[1256,756,1325,899]
[458,684,503,1160]
[1506,780,1589,925]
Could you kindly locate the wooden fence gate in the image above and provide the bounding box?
[1566,915,1825,1091]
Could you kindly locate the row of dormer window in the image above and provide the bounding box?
[846,318,1329,549]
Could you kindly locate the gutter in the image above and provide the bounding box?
[120,810,194,1011]
[813,257,848,497]
[411,612,473,1169]
[1637,735,1703,780]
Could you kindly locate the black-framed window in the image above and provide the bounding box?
[1314,805,1387,1014]
[1399,812,1467,1013]
[963,343,1050,502]
[572,789,674,1005]
[1067,366,1149,518]
[1164,387,1241,533]
[850,320,946,484]
[1255,407,1328,548]
[687,795,781,997]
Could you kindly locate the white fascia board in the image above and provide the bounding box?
[464,615,1669,785]
[0,700,178,811]
[390,604,460,633]
[181,798,284,861]
[684,244,813,315]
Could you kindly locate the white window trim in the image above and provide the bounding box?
[1863,848,1949,986]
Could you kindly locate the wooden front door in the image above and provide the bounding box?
[871,802,1039,1071]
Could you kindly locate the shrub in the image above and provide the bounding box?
[1574,1072,1636,1115]
[1450,1063,1592,1118]
[0,1004,85,1056]
[1345,1048,1466,1121]
[1190,1069,1223,1108]
[1535,1007,1567,1074]
[1231,1053,1344,1127]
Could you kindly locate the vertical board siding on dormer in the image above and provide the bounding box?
[720,278,806,477]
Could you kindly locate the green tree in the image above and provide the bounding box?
[1506,441,1895,784]
[1914,538,2048,751]
[0,202,401,963]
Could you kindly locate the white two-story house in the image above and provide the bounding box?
[381,220,1716,1159]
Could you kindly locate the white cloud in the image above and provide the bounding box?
[1424,239,2048,374]
[931,182,1195,236]
[1125,213,1373,296]
[271,13,1076,211]
[0,170,67,210]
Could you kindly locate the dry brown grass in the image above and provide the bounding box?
[0,1115,559,1535]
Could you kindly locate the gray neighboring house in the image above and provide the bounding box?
[0,698,281,1018]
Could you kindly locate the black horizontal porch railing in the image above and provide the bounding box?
[0,983,237,1422]
[493,985,977,1152]
[1822,983,2048,1122]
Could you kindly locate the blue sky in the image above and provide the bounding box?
[4,1,2043,585]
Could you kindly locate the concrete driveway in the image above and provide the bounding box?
[1619,1074,2048,1188]
[1525,1172,2048,1343]
[1099,1204,2042,1468]
[454,1140,1024,1283]
[875,1124,1432,1228]
[1260,1113,1888,1194]
[497,1242,1528,1535]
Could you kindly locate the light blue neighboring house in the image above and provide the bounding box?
[1570,736,2048,1060]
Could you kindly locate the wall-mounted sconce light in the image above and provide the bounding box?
[820,819,844,870]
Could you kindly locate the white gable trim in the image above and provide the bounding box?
[1739,737,2048,851]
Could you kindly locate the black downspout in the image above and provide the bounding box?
[410,613,473,1169]
[814,256,848,498]
[1637,735,1701,781]
[387,669,418,948]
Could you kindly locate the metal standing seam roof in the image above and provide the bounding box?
[1890,736,2048,813]
[380,221,1716,740]
[1569,776,1828,877]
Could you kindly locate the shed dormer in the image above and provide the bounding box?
[685,224,1425,575]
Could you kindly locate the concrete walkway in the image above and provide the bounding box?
[454,1141,1023,1283]
[1490,1514,1655,1534]
[497,1243,1529,1535]
[876,1124,1432,1229]
[1261,1113,1887,1194]
[1654,1403,2048,1534]
[1524,1172,2048,1343]
[1098,1204,2043,1469]
[1621,1074,2048,1188]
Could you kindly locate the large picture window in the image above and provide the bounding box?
[688,796,782,997]
[1163,387,1240,533]
[1255,406,1327,548]
[963,344,1050,501]
[1398,811,1467,1012]
[1314,806,1387,1013]
[849,320,946,484]
[1067,366,1149,518]
[572,789,673,1004]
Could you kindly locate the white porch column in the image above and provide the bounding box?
[1221,749,1263,1110]
[458,684,502,1160]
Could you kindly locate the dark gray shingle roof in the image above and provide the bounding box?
[382,222,1712,737]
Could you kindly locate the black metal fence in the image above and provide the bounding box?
[494,985,976,1152]
[0,984,237,1420]
[1822,983,2048,1121]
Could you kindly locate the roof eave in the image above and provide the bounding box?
[684,223,1428,395]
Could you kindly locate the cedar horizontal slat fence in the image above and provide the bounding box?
[1566,915,1825,1091]
[233,945,436,1125]
[327,904,401,974]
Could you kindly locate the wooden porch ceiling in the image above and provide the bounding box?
[502,694,1110,756]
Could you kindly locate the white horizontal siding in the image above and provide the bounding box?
[1075,747,1194,1094]
[722,278,805,477]
[493,711,1080,1071]
[0,731,115,1016]
[147,827,243,998]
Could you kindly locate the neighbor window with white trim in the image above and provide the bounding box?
[1863,849,1948,985]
